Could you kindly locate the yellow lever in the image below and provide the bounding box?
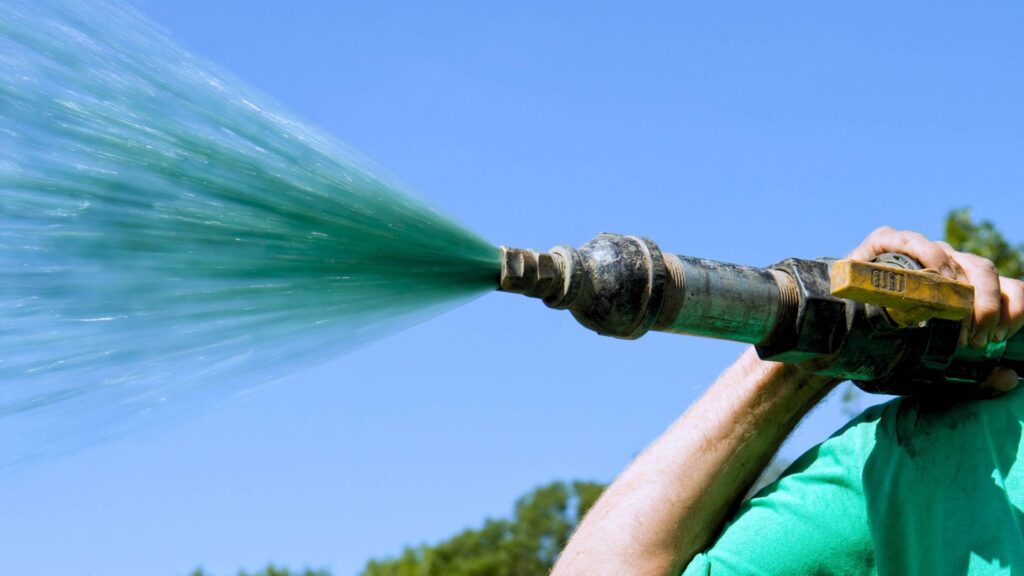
[830,259,975,327]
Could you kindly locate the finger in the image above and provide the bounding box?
[848,227,958,279]
[955,252,1002,348]
[995,277,1024,343]
[983,367,1019,394]
[935,242,974,346]
[958,318,973,349]
[848,226,897,260]
[933,241,969,282]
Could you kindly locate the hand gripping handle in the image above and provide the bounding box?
[829,258,974,327]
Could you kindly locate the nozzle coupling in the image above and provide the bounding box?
[499,234,670,339]
[498,245,580,309]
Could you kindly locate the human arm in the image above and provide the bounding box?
[551,227,1024,576]
[552,348,837,576]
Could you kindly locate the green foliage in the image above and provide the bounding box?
[360,480,606,576]
[945,208,1024,279]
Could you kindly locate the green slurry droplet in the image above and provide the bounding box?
[0,0,499,470]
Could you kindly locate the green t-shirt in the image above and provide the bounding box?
[683,386,1024,575]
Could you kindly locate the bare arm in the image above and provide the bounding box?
[552,227,1024,576]
[552,349,837,576]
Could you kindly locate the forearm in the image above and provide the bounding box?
[552,347,838,576]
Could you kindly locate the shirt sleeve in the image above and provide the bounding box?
[680,403,887,575]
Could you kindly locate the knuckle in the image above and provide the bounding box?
[961,254,997,275]
[924,243,946,260]
[957,252,983,264]
[905,236,946,264]
[936,243,962,266]
[901,232,933,252]
[1007,282,1024,316]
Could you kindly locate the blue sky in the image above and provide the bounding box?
[0,2,1021,575]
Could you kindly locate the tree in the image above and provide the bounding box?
[945,208,1024,279]
[359,481,605,576]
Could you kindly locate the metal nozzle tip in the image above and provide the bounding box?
[499,245,580,308]
[499,247,546,295]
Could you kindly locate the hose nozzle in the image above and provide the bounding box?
[498,246,579,309]
[498,235,667,337]
[499,247,553,296]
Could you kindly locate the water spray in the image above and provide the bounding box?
[0,0,498,470]
[499,233,1024,395]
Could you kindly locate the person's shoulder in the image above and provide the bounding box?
[820,386,1024,491]
[780,386,1024,483]
[784,395,892,473]
[834,386,1024,444]
[871,386,1024,452]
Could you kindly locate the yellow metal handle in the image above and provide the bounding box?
[830,259,975,327]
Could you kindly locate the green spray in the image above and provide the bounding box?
[0,0,498,470]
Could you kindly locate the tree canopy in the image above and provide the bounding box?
[945,208,1023,279]
[359,480,605,576]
